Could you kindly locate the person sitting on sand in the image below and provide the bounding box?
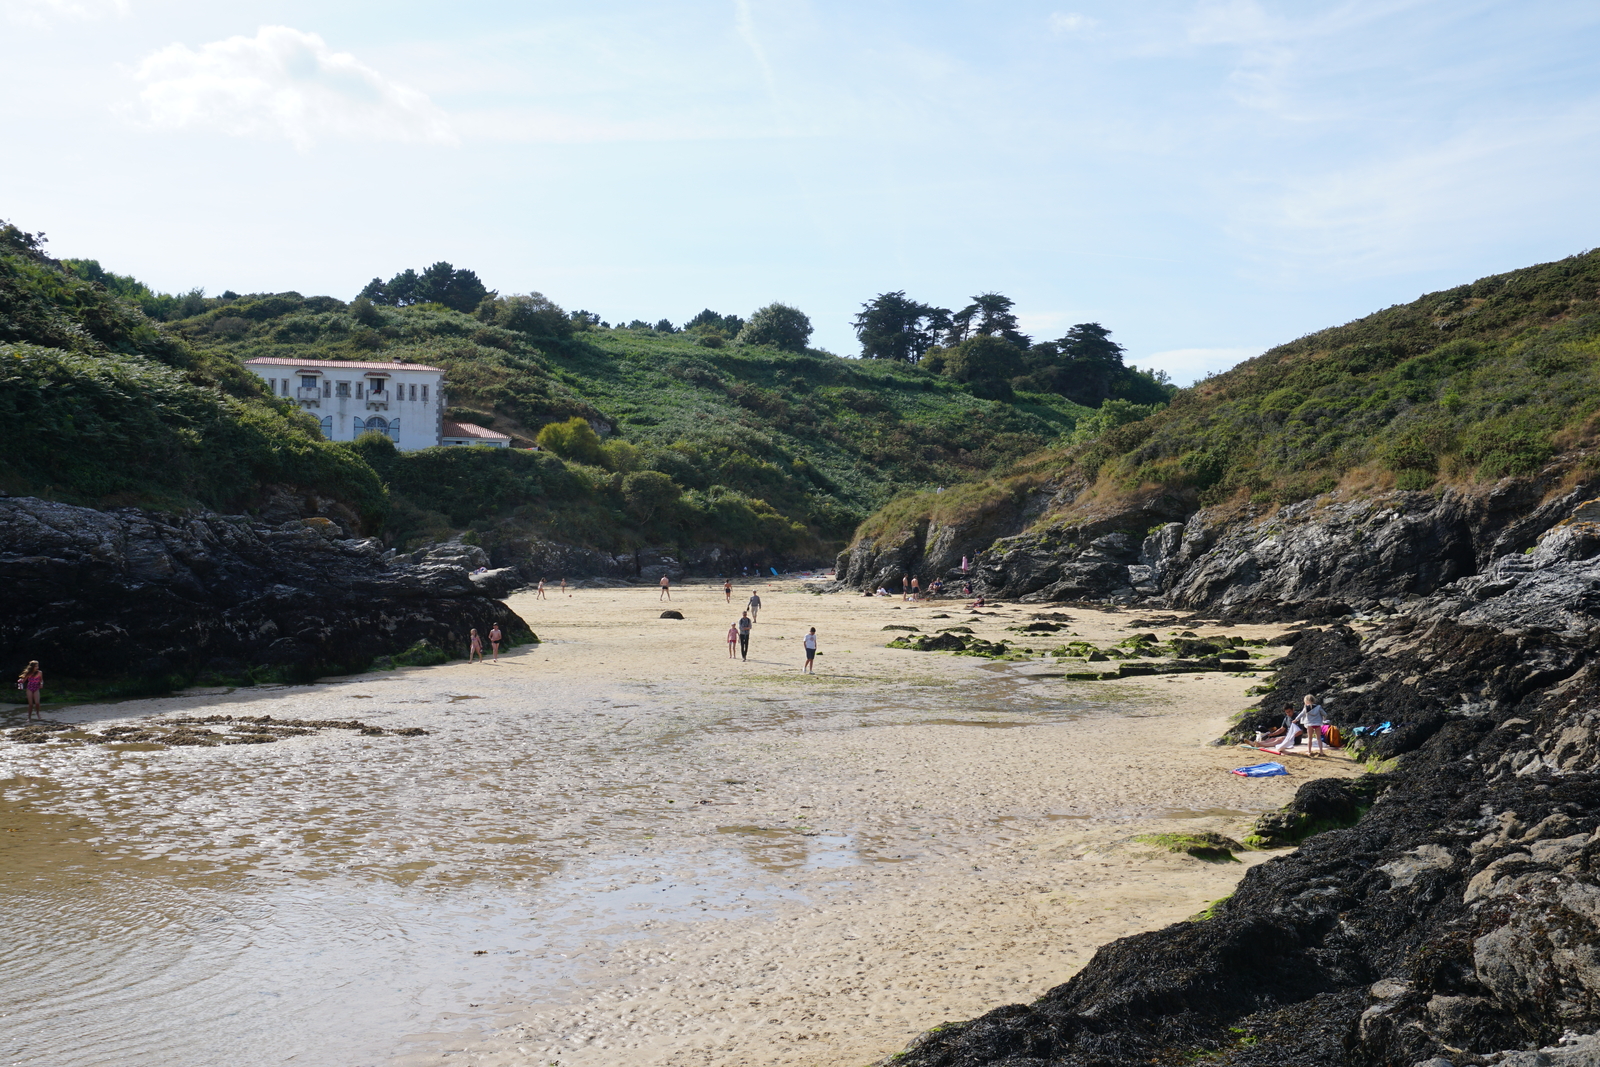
[17,660,43,721]
[967,595,985,609]
[1260,704,1296,745]
[469,628,484,663]
[875,586,889,597]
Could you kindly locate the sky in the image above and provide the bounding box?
[3,1,1599,384]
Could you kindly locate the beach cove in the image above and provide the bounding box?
[0,583,1360,1067]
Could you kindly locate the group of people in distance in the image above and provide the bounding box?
[871,574,976,600]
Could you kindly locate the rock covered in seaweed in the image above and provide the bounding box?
[0,495,531,685]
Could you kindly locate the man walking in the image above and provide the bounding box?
[746,590,762,623]
[737,611,753,661]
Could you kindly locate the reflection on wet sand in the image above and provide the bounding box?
[0,584,1353,1067]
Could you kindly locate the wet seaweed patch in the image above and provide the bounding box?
[1132,831,1245,862]
[4,715,429,749]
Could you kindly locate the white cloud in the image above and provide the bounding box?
[1141,346,1261,386]
[4,0,126,27]
[1048,12,1097,34]
[129,25,454,151]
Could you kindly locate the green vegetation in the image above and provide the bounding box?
[0,222,386,520]
[1132,832,1244,862]
[1077,250,1600,506]
[5,220,1118,562]
[853,249,1600,552]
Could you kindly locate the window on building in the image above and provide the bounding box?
[322,381,332,397]
[319,416,332,438]
[356,382,364,399]
[335,381,350,398]
[369,379,385,394]
[408,383,417,401]
[280,380,289,396]
[301,376,318,390]
[422,385,429,402]
[388,420,401,441]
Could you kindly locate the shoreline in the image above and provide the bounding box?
[1,583,1361,1067]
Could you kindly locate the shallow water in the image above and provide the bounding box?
[0,658,1115,1067]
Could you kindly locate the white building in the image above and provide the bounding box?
[441,420,513,448]
[245,357,448,451]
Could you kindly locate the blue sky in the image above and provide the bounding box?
[3,1,1598,383]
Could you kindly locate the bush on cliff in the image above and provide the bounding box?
[0,234,386,521]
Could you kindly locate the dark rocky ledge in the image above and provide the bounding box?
[0,496,531,687]
[879,506,1600,1066]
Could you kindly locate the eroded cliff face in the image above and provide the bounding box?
[843,478,1593,620]
[875,495,1600,1066]
[0,496,529,685]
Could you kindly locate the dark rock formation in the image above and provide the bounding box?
[0,496,530,685]
[841,479,1597,621]
[881,505,1600,1066]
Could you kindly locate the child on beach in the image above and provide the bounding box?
[727,623,738,659]
[802,628,817,673]
[1297,695,1327,757]
[723,579,732,603]
[469,629,484,663]
[488,624,502,662]
[536,580,547,599]
[16,661,43,720]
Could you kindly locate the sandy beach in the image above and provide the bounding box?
[0,582,1360,1067]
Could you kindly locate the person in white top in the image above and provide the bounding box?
[802,627,818,673]
[1296,694,1327,757]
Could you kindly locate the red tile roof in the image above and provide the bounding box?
[441,420,512,441]
[244,357,444,373]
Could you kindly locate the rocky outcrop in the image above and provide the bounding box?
[0,496,530,685]
[843,478,1596,621]
[882,505,1600,1067]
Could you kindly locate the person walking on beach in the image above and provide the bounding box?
[727,622,738,659]
[17,661,43,721]
[737,612,753,661]
[901,575,910,600]
[802,628,818,673]
[468,628,484,663]
[536,579,547,600]
[560,578,568,596]
[488,624,503,663]
[746,591,762,623]
[723,578,732,603]
[660,575,671,601]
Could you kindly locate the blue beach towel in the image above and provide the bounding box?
[1232,762,1289,777]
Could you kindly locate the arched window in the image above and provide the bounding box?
[353,417,365,434]
[387,420,400,442]
[318,416,332,439]
[365,416,388,433]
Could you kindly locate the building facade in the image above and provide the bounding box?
[244,357,446,452]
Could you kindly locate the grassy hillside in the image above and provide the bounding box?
[5,223,1107,561]
[0,224,386,521]
[164,294,1095,555]
[855,248,1600,545]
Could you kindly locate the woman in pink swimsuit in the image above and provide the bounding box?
[17,661,43,721]
[468,629,484,663]
[726,623,738,659]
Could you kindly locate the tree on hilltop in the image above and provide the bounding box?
[853,291,951,363]
[737,303,813,351]
[360,261,492,313]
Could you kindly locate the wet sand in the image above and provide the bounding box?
[0,582,1360,1067]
